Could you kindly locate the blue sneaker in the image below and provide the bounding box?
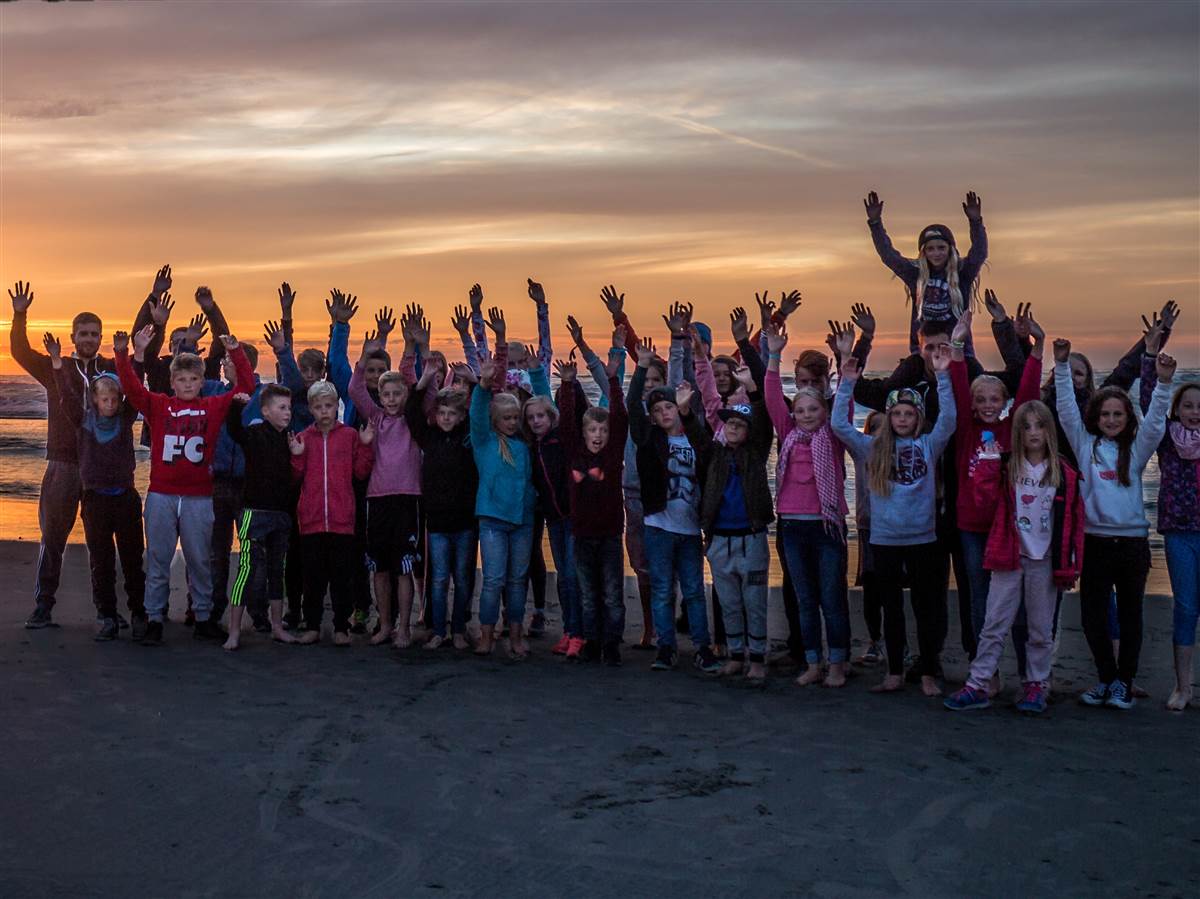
[1015,682,1048,715]
[943,685,990,711]
[1079,681,1111,706]
[1105,679,1134,710]
[651,646,677,671]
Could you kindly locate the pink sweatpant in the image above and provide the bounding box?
[967,555,1057,689]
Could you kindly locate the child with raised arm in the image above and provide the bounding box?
[221,384,301,651]
[1054,338,1175,709]
[765,323,851,687]
[406,355,479,651]
[47,332,145,641]
[949,308,1045,677]
[832,345,957,697]
[700,364,775,680]
[470,308,536,658]
[349,331,422,648]
[556,326,629,665]
[863,189,987,354]
[628,337,720,674]
[290,381,375,645]
[945,400,1085,714]
[115,325,255,645]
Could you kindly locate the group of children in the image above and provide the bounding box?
[10,189,1198,713]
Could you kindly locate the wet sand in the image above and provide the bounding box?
[0,540,1196,899]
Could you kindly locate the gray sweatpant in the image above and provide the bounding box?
[144,492,215,623]
[34,460,82,606]
[706,531,770,663]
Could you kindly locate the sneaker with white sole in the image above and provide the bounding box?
[1079,681,1112,706]
[1105,679,1134,710]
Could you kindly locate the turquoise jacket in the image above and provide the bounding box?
[470,385,535,526]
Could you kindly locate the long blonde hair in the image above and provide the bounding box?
[867,405,925,498]
[915,247,970,318]
[1008,400,1061,489]
[490,393,521,466]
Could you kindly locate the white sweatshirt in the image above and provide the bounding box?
[1054,361,1171,538]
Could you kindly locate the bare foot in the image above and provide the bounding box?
[511,639,530,657]
[921,675,943,697]
[333,631,352,647]
[392,628,412,649]
[712,644,728,660]
[720,660,744,677]
[453,634,470,651]
[222,635,240,652]
[369,627,393,646]
[296,630,319,645]
[1133,684,1150,699]
[871,674,904,693]
[474,636,494,656]
[637,633,656,649]
[271,628,297,645]
[796,665,824,686]
[746,662,767,680]
[988,672,1003,698]
[823,662,847,688]
[1166,687,1193,711]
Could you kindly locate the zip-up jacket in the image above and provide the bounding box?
[470,375,535,526]
[290,422,374,535]
[558,374,628,538]
[115,346,254,496]
[349,360,421,498]
[226,403,294,513]
[627,365,713,517]
[53,367,137,492]
[406,384,478,534]
[699,393,775,534]
[984,459,1085,589]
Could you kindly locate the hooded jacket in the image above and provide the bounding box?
[290,421,374,535]
[984,459,1085,589]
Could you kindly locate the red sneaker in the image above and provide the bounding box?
[565,636,585,660]
[551,634,571,655]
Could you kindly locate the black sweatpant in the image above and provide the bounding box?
[81,489,146,619]
[210,476,244,622]
[301,533,357,634]
[1080,535,1151,686]
[857,529,883,644]
[873,541,948,677]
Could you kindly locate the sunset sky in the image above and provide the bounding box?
[2,0,1198,374]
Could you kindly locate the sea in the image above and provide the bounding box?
[0,371,1183,592]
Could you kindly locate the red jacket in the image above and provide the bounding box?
[116,347,254,496]
[290,422,374,535]
[952,353,1042,533]
[984,459,1085,589]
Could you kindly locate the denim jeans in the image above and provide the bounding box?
[478,517,533,627]
[575,535,625,642]
[959,529,992,651]
[780,519,850,664]
[1165,531,1200,647]
[428,529,474,637]
[546,518,582,636]
[644,525,709,651]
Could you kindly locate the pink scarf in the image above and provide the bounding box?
[777,422,844,540]
[1169,422,1200,460]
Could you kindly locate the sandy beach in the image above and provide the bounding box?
[0,539,1195,898]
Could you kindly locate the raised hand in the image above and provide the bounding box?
[133,324,156,355]
[185,313,209,346]
[1053,338,1071,364]
[195,285,216,313]
[288,432,305,457]
[764,321,788,354]
[931,343,952,373]
[218,333,240,352]
[43,332,62,365]
[263,320,288,354]
[840,355,861,382]
[484,307,506,343]
[450,362,478,385]
[468,283,484,312]
[951,308,973,345]
[863,190,884,221]
[778,289,802,319]
[417,352,444,389]
[516,344,538,371]
[113,331,130,355]
[1159,299,1180,331]
[375,306,397,343]
[359,421,376,446]
[612,323,626,349]
[231,392,252,406]
[831,321,855,359]
[850,302,875,337]
[361,332,384,359]
[410,309,431,347]
[151,265,172,299]
[675,381,695,412]
[451,305,471,337]
[566,315,587,351]
[479,358,497,390]
[636,336,658,367]
[982,289,1007,323]
[730,306,750,343]
[1013,303,1033,341]
[733,363,755,393]
[754,291,776,332]
[553,357,577,382]
[326,289,359,324]
[278,282,296,315]
[527,278,546,305]
[962,191,982,222]
[663,301,693,339]
[1024,309,1045,345]
[8,280,33,313]
[600,284,624,319]
[1156,352,1177,384]
[150,292,175,329]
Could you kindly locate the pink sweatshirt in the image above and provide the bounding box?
[349,361,422,498]
[765,368,849,517]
